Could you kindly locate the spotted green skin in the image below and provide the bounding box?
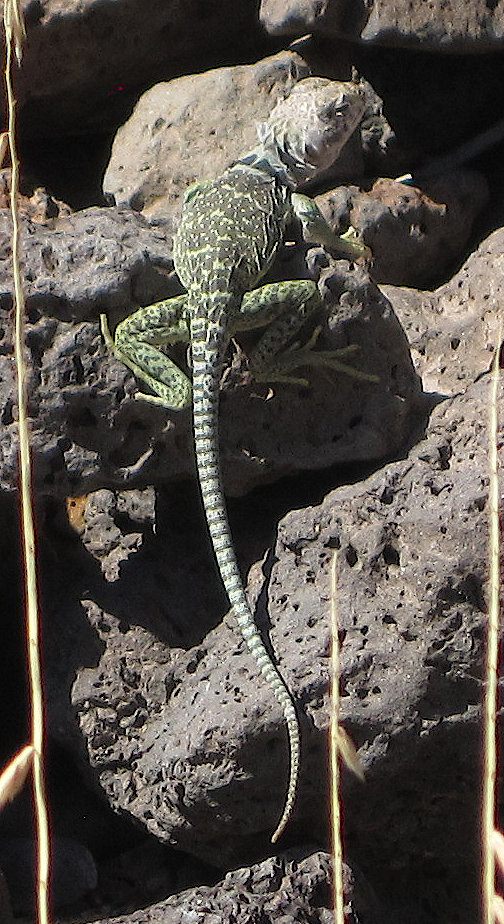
[101,159,369,843]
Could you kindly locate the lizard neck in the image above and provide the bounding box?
[233,140,314,190]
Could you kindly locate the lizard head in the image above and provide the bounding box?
[256,77,365,186]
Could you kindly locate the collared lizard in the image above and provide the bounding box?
[101,76,371,843]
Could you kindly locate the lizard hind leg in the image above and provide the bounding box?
[240,279,377,386]
[101,295,193,409]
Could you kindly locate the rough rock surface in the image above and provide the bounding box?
[0,206,177,313]
[33,226,500,923]
[4,0,277,136]
[382,224,504,391]
[0,204,423,498]
[0,5,503,924]
[260,0,504,50]
[89,851,382,924]
[66,371,498,886]
[103,51,362,219]
[318,169,489,288]
[0,170,72,222]
[0,207,177,496]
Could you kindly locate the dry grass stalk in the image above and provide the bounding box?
[481,333,501,924]
[0,131,8,166]
[330,551,345,924]
[3,2,51,922]
[0,745,34,811]
[493,830,504,923]
[329,545,366,923]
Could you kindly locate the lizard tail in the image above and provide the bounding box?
[190,306,300,844]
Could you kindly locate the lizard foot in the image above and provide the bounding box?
[254,326,379,386]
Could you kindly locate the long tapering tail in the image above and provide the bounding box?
[190,305,300,843]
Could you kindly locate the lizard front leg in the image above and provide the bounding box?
[101,295,192,409]
[291,192,371,260]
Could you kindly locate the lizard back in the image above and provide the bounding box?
[173,164,291,315]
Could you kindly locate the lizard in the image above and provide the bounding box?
[101,76,372,843]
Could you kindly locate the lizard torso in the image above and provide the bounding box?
[174,164,291,300]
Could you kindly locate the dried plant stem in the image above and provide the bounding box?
[4,3,51,923]
[481,333,501,924]
[330,552,344,924]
